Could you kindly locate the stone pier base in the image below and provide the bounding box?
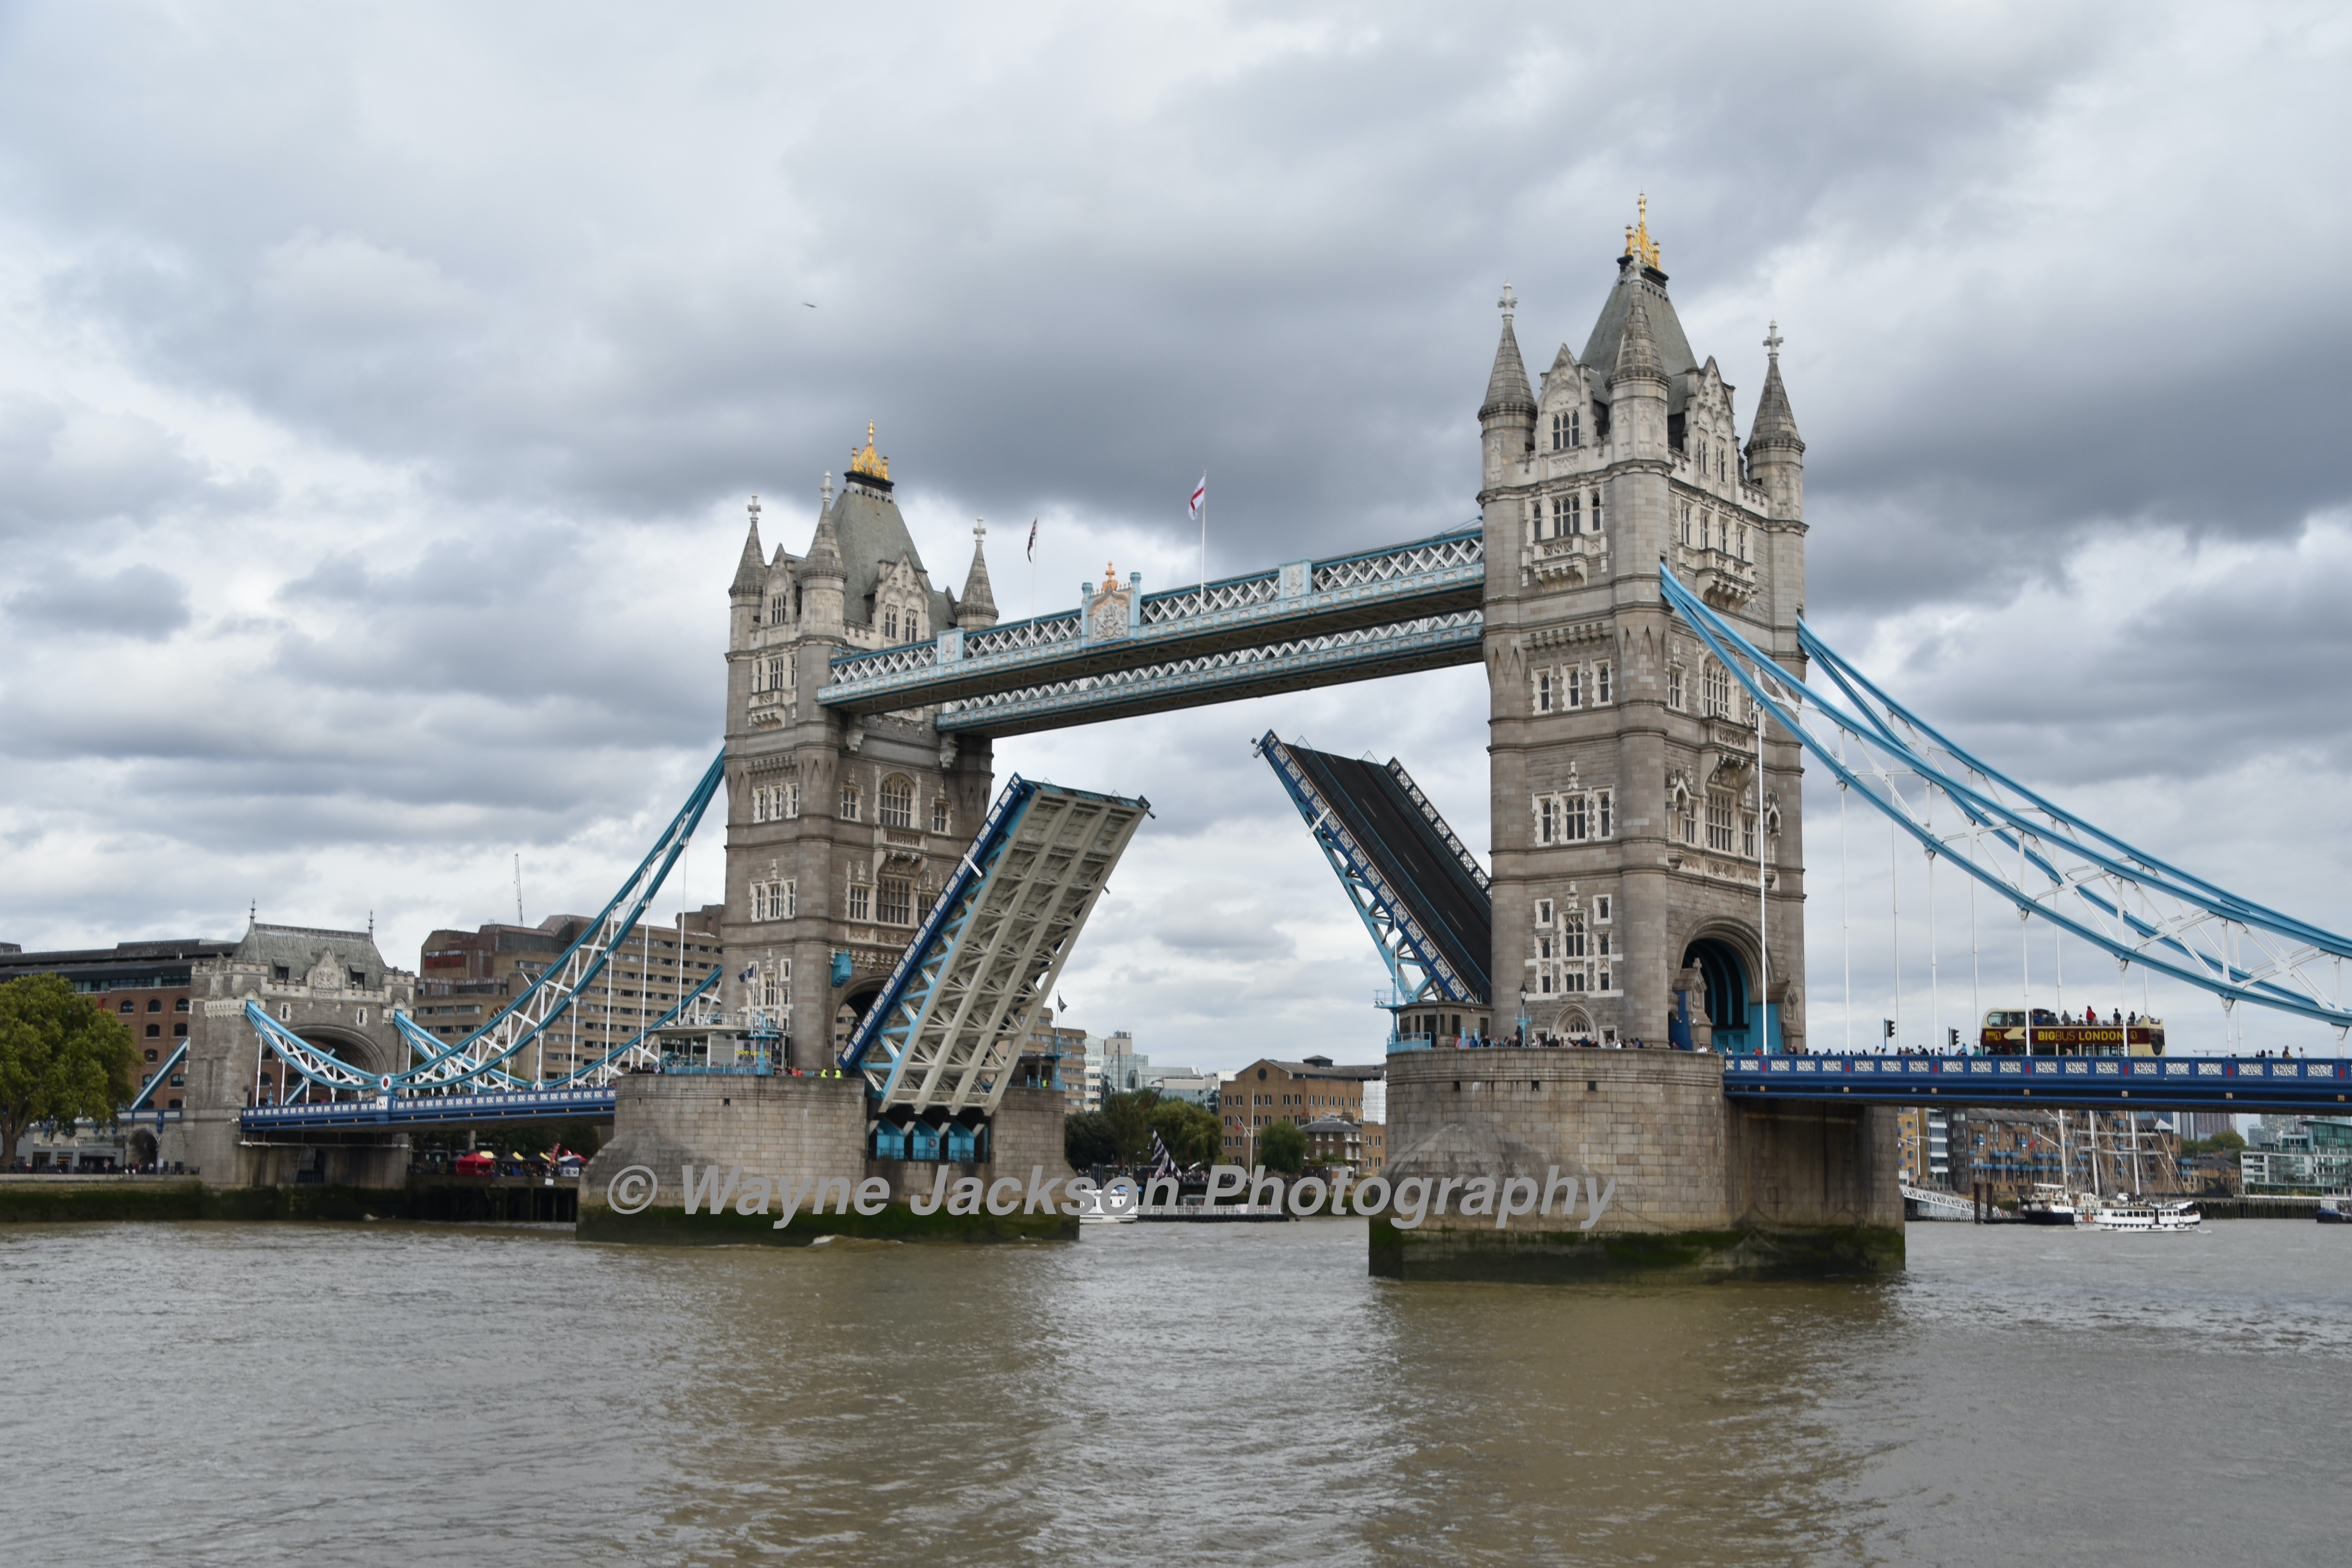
[575,1073,1079,1245]
[1377,1048,1902,1282]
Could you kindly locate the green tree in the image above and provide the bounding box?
[1064,1110,1117,1169]
[1102,1089,1159,1169]
[0,974,140,1162]
[1150,1097,1222,1169]
[1257,1118,1307,1176]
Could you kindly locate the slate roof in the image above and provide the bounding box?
[826,481,955,632]
[1577,263,1700,413]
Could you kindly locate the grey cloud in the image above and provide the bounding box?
[0,393,241,537]
[2,561,191,641]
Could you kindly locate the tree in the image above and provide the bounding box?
[1150,1097,1222,1169]
[1257,1119,1307,1176]
[0,974,140,1163]
[2183,1131,2245,1158]
[1102,1089,1159,1169]
[1064,1110,1117,1169]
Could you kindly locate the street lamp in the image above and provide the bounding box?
[1517,987,1530,1046]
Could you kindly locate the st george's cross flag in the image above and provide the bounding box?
[1188,474,1207,520]
[1026,518,1038,561]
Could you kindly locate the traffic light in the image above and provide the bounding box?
[1948,1027,1960,1048]
[1882,1019,1896,1039]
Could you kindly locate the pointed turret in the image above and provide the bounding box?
[958,520,998,630]
[729,496,766,598]
[800,474,846,633]
[1478,282,1538,492]
[1745,322,1805,522]
[1609,299,1666,387]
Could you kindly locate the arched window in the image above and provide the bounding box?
[879,775,915,829]
[931,795,950,835]
[884,608,899,641]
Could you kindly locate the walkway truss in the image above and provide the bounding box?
[246,751,730,1103]
[1659,568,2352,1041]
[820,525,1485,735]
[840,777,1150,1116]
[1257,732,1491,1010]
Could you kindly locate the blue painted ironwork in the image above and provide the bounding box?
[1657,568,2352,1038]
[842,776,1149,1114]
[125,1041,187,1112]
[1257,731,1489,1010]
[1724,1051,2352,1112]
[241,1085,617,1132]
[820,525,1485,734]
[244,752,728,1098]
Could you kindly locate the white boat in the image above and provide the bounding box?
[2081,1194,2201,1230]
[1075,1184,1140,1224]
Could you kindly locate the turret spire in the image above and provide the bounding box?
[729,494,766,597]
[958,517,998,630]
[1749,321,1803,452]
[1609,299,1666,384]
[1478,280,1536,423]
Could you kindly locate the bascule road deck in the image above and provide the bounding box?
[816,526,1483,735]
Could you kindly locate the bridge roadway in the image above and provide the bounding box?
[818,525,1483,735]
[238,1051,2349,1133]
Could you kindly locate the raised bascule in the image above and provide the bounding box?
[165,203,2350,1275]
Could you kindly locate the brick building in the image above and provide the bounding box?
[417,911,724,1079]
[1218,1055,1385,1166]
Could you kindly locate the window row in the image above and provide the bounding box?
[1534,660,1612,714]
[1673,789,1760,857]
[1532,488,1604,542]
[754,959,790,1011]
[843,871,921,926]
[752,781,801,822]
[118,997,192,1013]
[1677,502,1752,561]
[880,604,926,644]
[750,654,795,693]
[1548,408,1584,451]
[1534,789,1614,846]
[1665,658,1750,721]
[1690,437,1733,481]
[751,879,797,922]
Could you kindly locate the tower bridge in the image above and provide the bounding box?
[160,202,2351,1276]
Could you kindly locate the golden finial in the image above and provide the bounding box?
[1628,193,1661,270]
[848,420,889,480]
[1102,561,1118,591]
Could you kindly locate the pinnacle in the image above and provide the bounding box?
[1749,344,1803,452]
[1610,300,1664,382]
[1478,311,1535,423]
[959,525,998,628]
[803,504,845,580]
[728,504,766,597]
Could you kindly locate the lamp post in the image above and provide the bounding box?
[1517,987,1530,1047]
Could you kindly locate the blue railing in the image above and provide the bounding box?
[1723,1052,2350,1110]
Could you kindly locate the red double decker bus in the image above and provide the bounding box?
[1979,1009,2164,1057]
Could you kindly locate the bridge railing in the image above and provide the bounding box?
[1722,1051,2350,1109]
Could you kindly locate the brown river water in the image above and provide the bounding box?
[2,1218,2345,1565]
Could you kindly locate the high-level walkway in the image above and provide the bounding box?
[819,526,1483,735]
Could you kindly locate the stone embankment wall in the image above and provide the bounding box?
[1376,1047,1901,1280]
[577,1074,1076,1244]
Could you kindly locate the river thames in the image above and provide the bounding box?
[3,1218,2344,1565]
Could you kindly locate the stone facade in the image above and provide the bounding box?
[722,432,1000,1069]
[1379,1047,1900,1278]
[1477,205,1808,1056]
[170,923,416,1189]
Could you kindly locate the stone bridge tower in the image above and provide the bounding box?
[1479,204,1809,1052]
[722,426,999,1068]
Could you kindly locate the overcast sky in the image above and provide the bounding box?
[4,2,2348,1068]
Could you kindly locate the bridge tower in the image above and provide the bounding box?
[721,427,1000,1068]
[1479,204,1808,1053]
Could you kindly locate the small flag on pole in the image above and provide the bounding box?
[1057,992,1069,1014]
[1188,475,1207,520]
[1026,518,1038,561]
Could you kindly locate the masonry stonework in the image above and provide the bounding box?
[1478,206,1808,1056]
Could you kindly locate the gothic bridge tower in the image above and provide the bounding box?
[721,426,1000,1068]
[1479,203,1809,1052]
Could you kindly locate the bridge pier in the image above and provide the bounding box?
[577,1073,1076,1242]
[1374,1049,1901,1281]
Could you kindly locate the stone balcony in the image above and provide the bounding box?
[1676,543,1757,610]
[1532,530,1608,587]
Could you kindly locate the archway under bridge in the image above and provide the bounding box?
[1680,937,1753,1054]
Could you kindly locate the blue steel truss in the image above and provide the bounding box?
[243,750,728,1099]
[1258,731,1489,1007]
[1658,568,2352,1038]
[1724,1051,2351,1112]
[125,1041,187,1112]
[842,776,1150,1114]
[820,525,1485,735]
